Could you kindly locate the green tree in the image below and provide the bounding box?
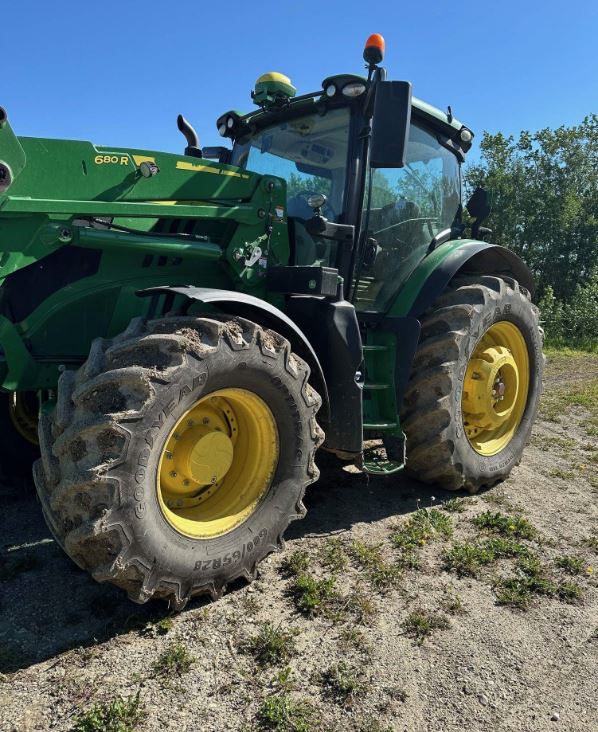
[465,115,598,303]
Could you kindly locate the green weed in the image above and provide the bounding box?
[351,541,401,591]
[556,555,587,575]
[443,542,496,577]
[440,589,465,615]
[281,550,311,578]
[256,694,316,732]
[151,642,195,677]
[391,509,453,568]
[290,574,339,618]
[320,538,349,572]
[494,554,583,608]
[441,498,469,513]
[140,616,173,637]
[402,609,449,645]
[243,623,297,667]
[73,691,143,732]
[472,511,537,540]
[319,662,365,705]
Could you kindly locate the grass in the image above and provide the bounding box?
[319,662,365,705]
[343,583,377,625]
[339,627,371,654]
[151,642,195,677]
[494,555,584,609]
[444,538,529,577]
[556,555,590,575]
[289,573,340,618]
[440,588,465,615]
[441,498,470,513]
[140,616,173,637]
[351,541,401,591]
[243,623,297,667]
[357,721,395,732]
[390,509,453,568]
[281,550,311,578]
[73,691,143,732]
[320,538,349,572]
[540,376,598,425]
[472,511,537,540]
[256,694,316,732]
[402,609,450,645]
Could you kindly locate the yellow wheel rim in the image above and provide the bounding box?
[462,321,529,456]
[157,388,279,539]
[8,392,39,445]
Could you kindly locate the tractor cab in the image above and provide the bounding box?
[219,34,473,317]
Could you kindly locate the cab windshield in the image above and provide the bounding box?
[231,107,350,228]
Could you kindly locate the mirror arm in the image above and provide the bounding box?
[306,216,355,242]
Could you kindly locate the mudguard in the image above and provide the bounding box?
[137,285,330,422]
[389,241,535,319]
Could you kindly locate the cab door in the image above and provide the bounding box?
[353,120,462,313]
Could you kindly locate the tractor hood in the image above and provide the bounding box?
[0,133,261,209]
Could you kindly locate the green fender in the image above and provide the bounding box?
[388,239,535,319]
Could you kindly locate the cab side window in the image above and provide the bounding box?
[354,122,461,312]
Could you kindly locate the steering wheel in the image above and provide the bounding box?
[288,189,337,222]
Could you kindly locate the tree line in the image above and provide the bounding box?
[464,114,598,348]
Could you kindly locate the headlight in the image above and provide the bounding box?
[342,82,366,97]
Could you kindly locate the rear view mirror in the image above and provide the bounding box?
[466,186,491,220]
[466,186,493,238]
[370,81,412,168]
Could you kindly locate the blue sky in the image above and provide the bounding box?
[3,0,597,161]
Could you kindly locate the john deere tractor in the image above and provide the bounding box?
[0,35,543,607]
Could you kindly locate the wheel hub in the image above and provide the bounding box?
[462,345,520,432]
[461,321,530,456]
[157,388,279,538]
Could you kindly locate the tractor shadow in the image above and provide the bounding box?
[0,457,464,673]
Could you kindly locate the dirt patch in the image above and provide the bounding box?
[0,353,596,731]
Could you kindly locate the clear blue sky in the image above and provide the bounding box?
[3,0,597,161]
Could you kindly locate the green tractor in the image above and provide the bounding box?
[0,34,543,607]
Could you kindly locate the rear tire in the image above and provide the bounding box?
[401,275,543,493]
[34,315,323,607]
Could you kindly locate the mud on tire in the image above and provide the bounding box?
[401,275,544,493]
[33,316,323,608]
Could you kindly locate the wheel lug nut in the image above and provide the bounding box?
[472,372,481,380]
[170,471,177,478]
[202,417,210,425]
[165,451,173,460]
[183,479,190,486]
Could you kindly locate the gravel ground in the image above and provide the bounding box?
[0,351,596,732]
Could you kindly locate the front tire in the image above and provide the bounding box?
[34,315,323,607]
[401,275,543,493]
